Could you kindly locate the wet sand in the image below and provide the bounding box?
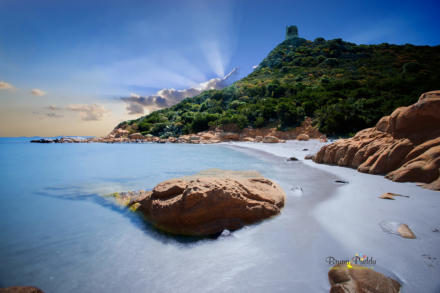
[226,140,440,292]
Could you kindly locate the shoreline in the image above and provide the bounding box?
[226,139,440,292]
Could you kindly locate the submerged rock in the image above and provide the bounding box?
[128,171,286,236]
[314,90,440,190]
[379,220,416,239]
[328,264,401,293]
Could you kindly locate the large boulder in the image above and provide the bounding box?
[129,172,286,236]
[328,264,401,293]
[314,91,440,190]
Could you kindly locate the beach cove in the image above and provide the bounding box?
[1,138,439,292]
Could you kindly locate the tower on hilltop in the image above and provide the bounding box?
[285,25,298,40]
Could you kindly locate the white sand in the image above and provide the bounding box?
[227,140,440,292]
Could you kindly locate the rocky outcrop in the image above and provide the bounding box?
[128,133,144,140]
[126,171,286,236]
[0,287,44,293]
[328,264,401,293]
[314,91,440,190]
[31,117,324,144]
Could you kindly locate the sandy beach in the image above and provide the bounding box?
[227,140,440,292]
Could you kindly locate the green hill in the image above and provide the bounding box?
[117,29,440,138]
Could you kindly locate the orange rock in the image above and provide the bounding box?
[328,264,401,293]
[397,224,416,239]
[263,136,280,143]
[130,175,285,236]
[379,192,409,200]
[128,132,144,140]
[296,133,310,141]
[314,91,440,190]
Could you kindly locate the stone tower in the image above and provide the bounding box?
[285,25,298,40]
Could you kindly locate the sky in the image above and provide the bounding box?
[0,0,439,137]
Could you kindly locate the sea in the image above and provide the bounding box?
[0,137,407,293]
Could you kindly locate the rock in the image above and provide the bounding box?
[255,136,263,142]
[379,192,409,200]
[128,133,144,140]
[314,91,440,190]
[304,154,315,160]
[218,132,240,141]
[379,220,416,239]
[262,136,280,143]
[242,137,255,142]
[302,148,309,151]
[397,224,416,239]
[0,287,44,293]
[287,157,298,161]
[319,135,328,142]
[296,133,310,141]
[30,138,54,143]
[113,128,129,138]
[379,193,396,200]
[328,264,401,293]
[129,172,286,236]
[334,180,349,184]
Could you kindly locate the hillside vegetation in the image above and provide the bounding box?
[118,35,440,137]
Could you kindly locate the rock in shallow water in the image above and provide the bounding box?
[328,264,401,293]
[379,220,416,239]
[378,192,409,200]
[128,172,286,236]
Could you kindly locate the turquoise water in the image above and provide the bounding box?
[0,138,341,292]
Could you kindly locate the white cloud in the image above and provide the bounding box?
[0,81,15,91]
[120,68,238,115]
[47,105,61,111]
[130,93,140,98]
[66,104,110,121]
[252,65,258,69]
[30,88,46,96]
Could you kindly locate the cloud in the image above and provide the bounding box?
[252,65,258,69]
[120,68,238,115]
[33,110,63,119]
[47,105,61,111]
[46,112,63,118]
[0,81,15,91]
[66,104,110,121]
[30,88,47,96]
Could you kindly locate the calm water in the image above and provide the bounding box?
[0,138,340,293]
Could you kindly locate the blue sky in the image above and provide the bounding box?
[0,0,439,136]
